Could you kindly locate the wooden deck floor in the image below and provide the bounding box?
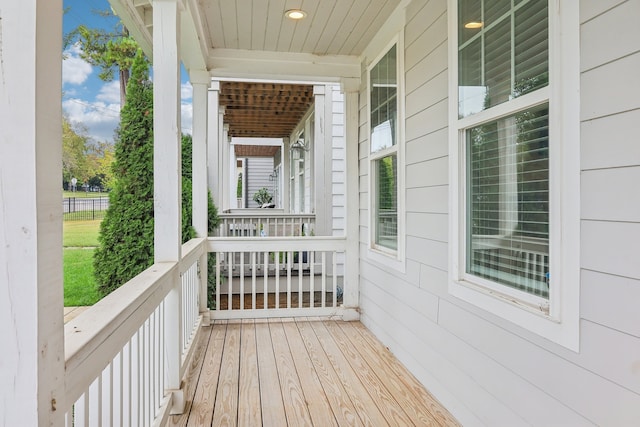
[169,318,459,427]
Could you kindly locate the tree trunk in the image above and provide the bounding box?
[119,68,129,108]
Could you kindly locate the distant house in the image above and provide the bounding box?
[2,1,639,425]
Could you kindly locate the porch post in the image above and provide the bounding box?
[207,81,220,205]
[222,123,231,211]
[190,70,210,324]
[283,137,291,212]
[152,0,184,414]
[0,1,65,425]
[341,78,361,319]
[313,85,328,234]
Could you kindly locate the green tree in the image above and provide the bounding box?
[62,117,91,187]
[93,50,155,295]
[64,13,138,106]
[94,51,221,297]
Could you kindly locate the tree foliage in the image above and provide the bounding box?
[94,50,155,295]
[62,117,90,185]
[64,13,138,106]
[62,117,114,190]
[93,51,221,297]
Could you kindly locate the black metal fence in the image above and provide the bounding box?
[63,197,109,221]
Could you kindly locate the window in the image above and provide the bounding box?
[369,43,401,255]
[449,0,580,350]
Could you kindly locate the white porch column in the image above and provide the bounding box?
[190,70,210,324]
[153,0,184,414]
[230,140,238,209]
[341,78,361,320]
[283,137,291,213]
[207,81,220,205]
[313,85,328,235]
[190,71,209,237]
[222,123,230,211]
[0,1,65,425]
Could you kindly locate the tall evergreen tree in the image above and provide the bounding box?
[94,51,154,295]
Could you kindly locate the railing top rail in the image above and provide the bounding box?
[64,261,177,403]
[207,235,347,252]
[218,212,316,219]
[64,237,207,404]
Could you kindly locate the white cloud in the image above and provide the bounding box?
[63,98,121,142]
[62,44,93,85]
[181,82,193,100]
[96,80,122,104]
[181,102,193,135]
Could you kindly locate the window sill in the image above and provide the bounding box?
[448,277,579,352]
[367,246,406,274]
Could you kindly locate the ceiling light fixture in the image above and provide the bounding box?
[285,9,307,20]
[464,21,484,29]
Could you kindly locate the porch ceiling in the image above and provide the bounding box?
[234,144,280,157]
[221,81,314,138]
[114,0,401,57]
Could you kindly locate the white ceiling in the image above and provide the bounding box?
[111,0,402,77]
[200,0,400,56]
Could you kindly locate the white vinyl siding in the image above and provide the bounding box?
[246,157,275,208]
[359,1,639,425]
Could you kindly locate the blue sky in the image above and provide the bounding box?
[62,0,192,143]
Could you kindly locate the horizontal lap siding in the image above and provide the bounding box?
[358,0,640,425]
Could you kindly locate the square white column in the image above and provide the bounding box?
[190,70,210,237]
[0,1,65,425]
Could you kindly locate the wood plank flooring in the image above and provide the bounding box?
[169,318,460,427]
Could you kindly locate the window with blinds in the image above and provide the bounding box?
[466,104,549,297]
[458,0,548,118]
[369,44,399,253]
[458,0,550,299]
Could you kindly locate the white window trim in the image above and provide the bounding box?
[447,0,580,351]
[367,34,406,273]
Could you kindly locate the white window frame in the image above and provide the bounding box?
[448,0,580,351]
[367,35,406,272]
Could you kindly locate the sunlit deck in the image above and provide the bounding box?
[169,318,459,426]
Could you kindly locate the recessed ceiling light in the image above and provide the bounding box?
[464,21,484,29]
[285,9,307,20]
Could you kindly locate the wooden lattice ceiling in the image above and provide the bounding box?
[219,82,314,138]
[234,145,280,157]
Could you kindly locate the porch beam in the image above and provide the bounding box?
[152,0,184,414]
[208,49,360,82]
[341,78,361,319]
[0,1,65,425]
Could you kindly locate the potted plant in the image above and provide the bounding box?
[252,187,273,208]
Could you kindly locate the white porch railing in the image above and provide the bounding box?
[216,211,316,237]
[208,236,347,319]
[64,238,207,427]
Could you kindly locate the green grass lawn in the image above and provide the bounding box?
[64,219,101,306]
[63,219,101,247]
[63,190,110,198]
[64,248,101,306]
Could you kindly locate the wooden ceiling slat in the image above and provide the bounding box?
[219,81,314,138]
